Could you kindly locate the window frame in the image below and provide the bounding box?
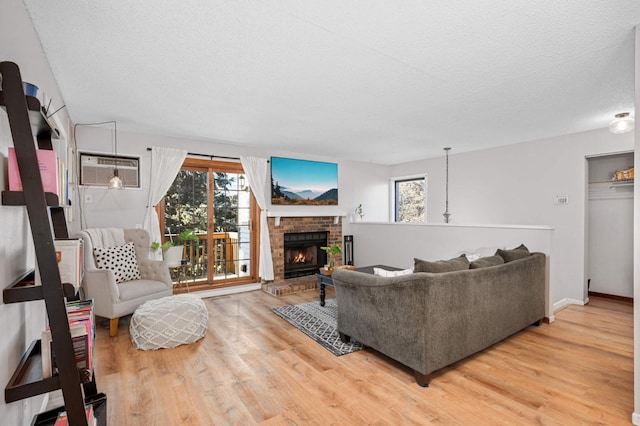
[389,173,427,223]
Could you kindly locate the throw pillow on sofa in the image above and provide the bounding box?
[373,267,414,277]
[414,254,469,273]
[470,255,505,269]
[495,244,530,263]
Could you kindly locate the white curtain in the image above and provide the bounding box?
[143,146,188,259]
[240,156,274,281]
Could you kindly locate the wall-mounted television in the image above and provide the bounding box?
[271,157,338,205]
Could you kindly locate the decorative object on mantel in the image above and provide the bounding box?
[354,203,364,222]
[608,112,634,134]
[443,147,452,223]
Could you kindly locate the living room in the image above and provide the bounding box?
[1,1,639,424]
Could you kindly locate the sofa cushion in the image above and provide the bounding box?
[373,267,414,277]
[94,242,141,284]
[470,255,505,269]
[414,254,469,273]
[496,244,530,263]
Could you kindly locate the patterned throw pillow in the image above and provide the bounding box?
[94,242,141,284]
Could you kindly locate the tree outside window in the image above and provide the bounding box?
[394,177,426,223]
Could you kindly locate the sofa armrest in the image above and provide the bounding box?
[332,270,430,372]
[138,259,172,288]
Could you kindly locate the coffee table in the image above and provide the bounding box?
[316,265,402,306]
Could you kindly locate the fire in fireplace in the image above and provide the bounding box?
[284,232,328,279]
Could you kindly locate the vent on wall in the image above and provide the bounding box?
[79,152,140,188]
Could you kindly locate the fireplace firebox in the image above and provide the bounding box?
[283,232,328,279]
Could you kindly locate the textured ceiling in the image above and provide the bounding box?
[23,1,640,164]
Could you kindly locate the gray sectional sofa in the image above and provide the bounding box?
[331,251,546,386]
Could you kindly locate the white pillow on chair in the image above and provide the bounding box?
[94,242,142,284]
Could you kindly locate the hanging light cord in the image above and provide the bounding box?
[445,149,449,212]
[113,121,118,170]
[443,147,451,223]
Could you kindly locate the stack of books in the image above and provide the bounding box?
[41,299,95,381]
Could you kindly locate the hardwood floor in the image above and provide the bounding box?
[93,290,633,425]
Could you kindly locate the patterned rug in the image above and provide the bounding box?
[272,299,366,356]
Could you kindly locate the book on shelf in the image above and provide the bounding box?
[54,403,96,426]
[7,147,60,196]
[41,299,95,380]
[35,238,83,290]
[53,238,84,290]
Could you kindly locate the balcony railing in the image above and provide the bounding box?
[166,232,239,283]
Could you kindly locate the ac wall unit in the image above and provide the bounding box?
[79,152,140,188]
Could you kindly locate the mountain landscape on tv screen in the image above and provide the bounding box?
[272,185,338,205]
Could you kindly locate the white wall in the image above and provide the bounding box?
[71,126,389,234]
[0,0,73,423]
[384,128,633,311]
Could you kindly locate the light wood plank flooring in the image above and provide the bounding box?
[92,290,633,425]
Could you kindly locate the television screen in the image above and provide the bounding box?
[271,157,338,205]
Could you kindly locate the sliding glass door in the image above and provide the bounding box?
[157,158,258,288]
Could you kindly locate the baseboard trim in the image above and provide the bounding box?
[553,297,586,313]
[189,282,262,299]
[632,411,640,425]
[588,291,633,304]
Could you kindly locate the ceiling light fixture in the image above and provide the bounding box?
[608,112,634,134]
[108,121,123,189]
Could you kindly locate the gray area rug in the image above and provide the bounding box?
[272,299,366,356]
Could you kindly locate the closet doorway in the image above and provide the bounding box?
[586,151,634,299]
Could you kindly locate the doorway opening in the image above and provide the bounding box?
[585,151,634,301]
[157,158,259,289]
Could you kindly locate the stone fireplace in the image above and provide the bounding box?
[268,216,342,282]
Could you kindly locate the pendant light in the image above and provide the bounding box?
[443,147,451,223]
[108,121,123,189]
[609,112,634,134]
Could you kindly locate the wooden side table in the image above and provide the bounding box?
[168,262,191,293]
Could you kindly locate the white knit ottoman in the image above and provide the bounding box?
[130,294,208,350]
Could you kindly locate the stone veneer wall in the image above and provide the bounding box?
[268,216,343,282]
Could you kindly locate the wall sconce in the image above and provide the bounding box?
[609,112,634,134]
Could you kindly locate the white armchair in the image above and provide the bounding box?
[78,228,173,336]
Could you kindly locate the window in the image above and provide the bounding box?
[391,175,426,223]
[157,158,259,288]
